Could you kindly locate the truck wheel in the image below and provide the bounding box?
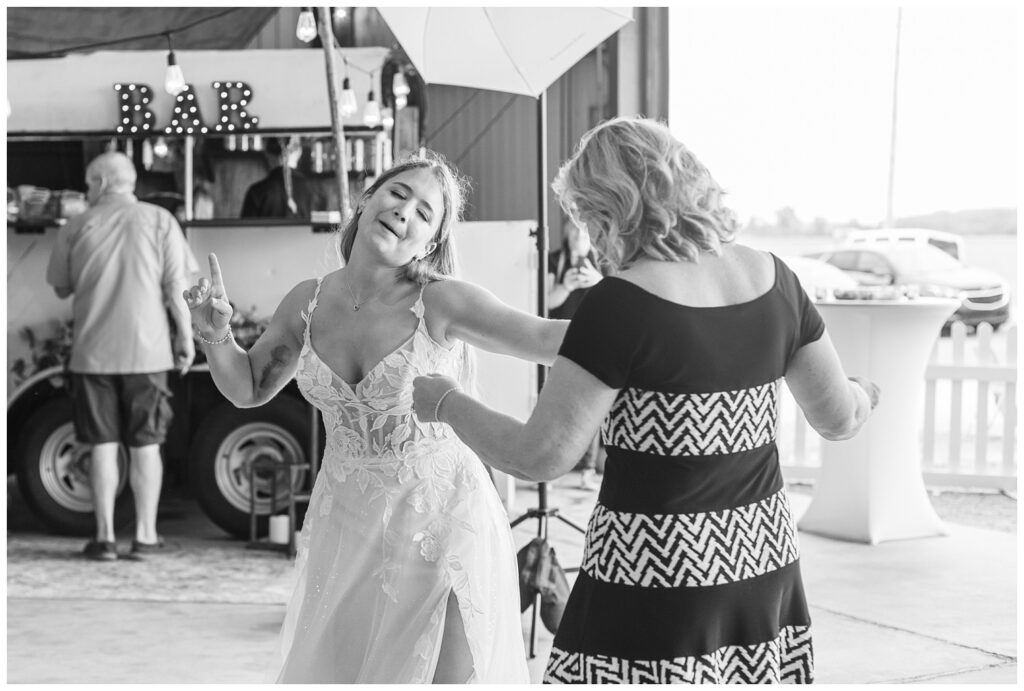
[189,398,310,539]
[15,398,133,536]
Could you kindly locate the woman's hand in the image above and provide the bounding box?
[562,264,602,291]
[182,253,233,340]
[413,374,461,423]
[849,376,881,409]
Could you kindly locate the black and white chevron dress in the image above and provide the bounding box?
[544,254,823,684]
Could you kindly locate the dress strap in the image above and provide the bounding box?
[301,277,325,342]
[410,282,428,326]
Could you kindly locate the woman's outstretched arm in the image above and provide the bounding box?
[431,279,569,366]
[413,356,617,481]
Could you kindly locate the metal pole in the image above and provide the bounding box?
[317,7,351,220]
[884,7,902,229]
[183,135,194,221]
[536,89,549,383]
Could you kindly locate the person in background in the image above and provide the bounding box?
[46,151,195,561]
[240,136,322,219]
[413,117,880,683]
[547,218,605,489]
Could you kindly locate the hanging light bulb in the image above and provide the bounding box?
[333,7,347,20]
[153,136,169,158]
[381,107,394,129]
[363,90,381,126]
[392,71,411,98]
[295,8,317,43]
[340,76,358,117]
[163,33,186,96]
[395,94,408,110]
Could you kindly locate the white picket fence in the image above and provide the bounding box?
[779,322,1018,491]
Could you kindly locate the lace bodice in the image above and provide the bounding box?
[295,278,470,486]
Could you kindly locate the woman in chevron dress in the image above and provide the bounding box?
[413,117,880,684]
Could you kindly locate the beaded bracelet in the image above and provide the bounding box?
[434,386,460,423]
[197,326,233,346]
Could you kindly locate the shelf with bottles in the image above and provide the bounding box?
[187,127,390,222]
[5,127,395,227]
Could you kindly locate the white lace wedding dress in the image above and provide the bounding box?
[272,279,529,683]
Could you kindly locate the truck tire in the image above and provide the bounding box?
[189,397,310,539]
[15,398,134,536]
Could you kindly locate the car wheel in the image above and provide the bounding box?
[188,397,310,539]
[14,398,134,536]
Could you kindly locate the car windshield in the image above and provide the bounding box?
[883,245,964,273]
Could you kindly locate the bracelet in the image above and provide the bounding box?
[433,386,460,423]
[196,326,233,346]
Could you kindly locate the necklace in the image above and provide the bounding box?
[342,275,388,311]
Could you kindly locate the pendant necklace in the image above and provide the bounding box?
[343,275,387,311]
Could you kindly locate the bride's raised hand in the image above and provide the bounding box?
[182,252,234,340]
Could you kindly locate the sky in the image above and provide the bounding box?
[668,6,1018,225]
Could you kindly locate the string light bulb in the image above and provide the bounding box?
[363,89,381,126]
[295,8,317,43]
[392,71,410,98]
[153,136,169,158]
[340,76,358,118]
[380,107,394,129]
[395,94,408,110]
[163,33,186,96]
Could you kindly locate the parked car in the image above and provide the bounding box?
[780,255,858,297]
[841,227,966,262]
[808,245,1010,330]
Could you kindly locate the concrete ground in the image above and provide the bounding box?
[6,474,1018,684]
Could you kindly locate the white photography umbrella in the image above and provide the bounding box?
[377,6,633,96]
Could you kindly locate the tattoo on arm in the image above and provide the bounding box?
[256,345,291,398]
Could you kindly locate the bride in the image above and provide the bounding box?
[182,153,564,683]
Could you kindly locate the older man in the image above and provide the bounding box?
[46,151,195,560]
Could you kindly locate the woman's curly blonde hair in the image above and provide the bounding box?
[552,116,738,270]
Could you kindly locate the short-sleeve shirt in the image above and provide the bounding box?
[46,192,196,374]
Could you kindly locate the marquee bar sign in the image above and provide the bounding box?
[113,80,259,134]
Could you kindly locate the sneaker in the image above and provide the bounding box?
[82,539,118,561]
[130,537,166,556]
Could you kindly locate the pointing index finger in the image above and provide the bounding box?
[208,253,225,290]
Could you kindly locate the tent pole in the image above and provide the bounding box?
[317,7,351,220]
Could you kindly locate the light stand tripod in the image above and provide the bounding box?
[509,89,588,659]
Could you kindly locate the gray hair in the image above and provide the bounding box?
[86,152,138,194]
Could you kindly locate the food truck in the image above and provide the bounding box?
[7,47,537,537]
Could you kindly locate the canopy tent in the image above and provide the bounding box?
[6,7,278,58]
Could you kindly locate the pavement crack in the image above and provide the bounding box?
[881,661,1015,684]
[811,604,1016,663]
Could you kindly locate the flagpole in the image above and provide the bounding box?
[884,7,902,228]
